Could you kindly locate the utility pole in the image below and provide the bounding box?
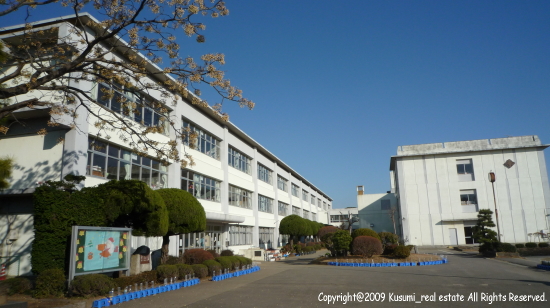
[488,171,502,242]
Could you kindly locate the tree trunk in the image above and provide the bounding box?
[161,234,170,265]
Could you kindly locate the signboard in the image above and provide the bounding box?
[68,226,132,283]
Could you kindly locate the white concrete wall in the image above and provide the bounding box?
[395,145,550,246]
[357,193,398,234]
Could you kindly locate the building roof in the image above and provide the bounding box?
[390,135,549,171]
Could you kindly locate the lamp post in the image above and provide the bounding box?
[488,171,501,242]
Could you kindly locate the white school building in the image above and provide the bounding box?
[0,14,331,275]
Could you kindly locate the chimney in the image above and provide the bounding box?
[357,185,364,195]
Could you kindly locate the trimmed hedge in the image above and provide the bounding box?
[220,250,234,256]
[234,256,252,266]
[525,242,537,248]
[215,256,233,270]
[351,228,380,240]
[182,249,214,265]
[175,264,194,279]
[114,270,157,288]
[33,268,66,298]
[156,265,178,281]
[191,264,208,279]
[202,260,222,276]
[383,244,398,255]
[70,274,116,298]
[3,277,33,295]
[352,236,383,258]
[515,243,525,248]
[538,243,549,248]
[393,246,411,258]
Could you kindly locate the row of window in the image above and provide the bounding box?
[330,214,359,223]
[86,138,168,190]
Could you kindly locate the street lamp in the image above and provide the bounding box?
[488,171,502,242]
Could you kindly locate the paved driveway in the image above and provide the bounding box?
[114,249,549,307]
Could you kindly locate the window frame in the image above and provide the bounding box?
[291,184,300,197]
[182,118,221,160]
[257,163,273,184]
[258,194,273,213]
[228,184,252,209]
[277,175,288,192]
[181,169,221,202]
[228,146,251,175]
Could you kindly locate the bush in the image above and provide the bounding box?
[182,249,214,265]
[332,230,353,256]
[499,243,517,253]
[191,264,208,279]
[383,244,398,255]
[175,264,194,279]
[393,246,411,258]
[207,250,220,258]
[156,265,179,281]
[406,245,415,252]
[351,228,380,240]
[294,244,303,253]
[202,260,222,276]
[215,256,233,270]
[525,242,538,248]
[538,243,549,248]
[378,232,399,247]
[114,270,157,287]
[34,268,66,298]
[234,256,251,266]
[164,256,180,265]
[220,250,234,256]
[70,274,116,298]
[3,277,33,295]
[515,243,525,248]
[226,256,241,270]
[351,236,383,258]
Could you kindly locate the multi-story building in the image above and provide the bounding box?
[355,186,398,234]
[327,207,359,231]
[390,136,550,246]
[0,14,331,275]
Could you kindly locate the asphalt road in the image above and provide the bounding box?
[112,249,549,308]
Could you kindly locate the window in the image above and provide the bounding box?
[330,214,358,223]
[258,164,272,184]
[229,225,253,245]
[277,176,288,192]
[312,213,317,221]
[258,195,273,213]
[259,227,274,249]
[87,138,167,189]
[228,147,251,174]
[311,195,315,205]
[228,185,252,209]
[318,198,322,208]
[97,83,169,134]
[323,202,327,210]
[181,169,221,202]
[460,189,478,213]
[292,206,301,216]
[182,118,220,160]
[457,159,475,181]
[464,226,479,244]
[291,184,300,198]
[302,190,308,202]
[303,210,309,219]
[278,201,288,216]
[381,199,391,210]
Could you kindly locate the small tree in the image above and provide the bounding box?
[279,215,308,249]
[0,156,13,189]
[352,236,383,258]
[351,228,380,240]
[156,188,206,264]
[473,209,498,252]
[332,230,353,257]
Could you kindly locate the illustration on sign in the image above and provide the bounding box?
[75,229,128,273]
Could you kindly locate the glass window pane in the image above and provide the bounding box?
[151,159,160,170]
[91,154,106,177]
[106,158,118,180]
[131,165,141,181]
[144,108,153,126]
[108,145,119,158]
[142,157,151,168]
[142,168,151,186]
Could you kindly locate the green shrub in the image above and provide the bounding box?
[332,230,353,256]
[234,256,251,267]
[33,268,66,298]
[525,242,537,248]
[156,265,178,281]
[383,244,398,255]
[393,246,411,258]
[351,236,383,258]
[202,260,222,276]
[164,256,180,265]
[352,228,380,240]
[314,244,322,250]
[515,243,525,248]
[226,256,241,270]
[538,243,549,248]
[215,256,233,270]
[499,243,517,253]
[294,244,302,253]
[303,246,314,253]
[378,232,399,247]
[191,264,208,279]
[4,277,33,295]
[113,270,157,287]
[406,245,415,252]
[220,250,234,256]
[175,264,194,279]
[182,249,214,265]
[70,274,116,298]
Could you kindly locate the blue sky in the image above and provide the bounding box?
[3,1,550,209]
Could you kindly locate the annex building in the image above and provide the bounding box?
[389,136,550,247]
[0,14,332,275]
